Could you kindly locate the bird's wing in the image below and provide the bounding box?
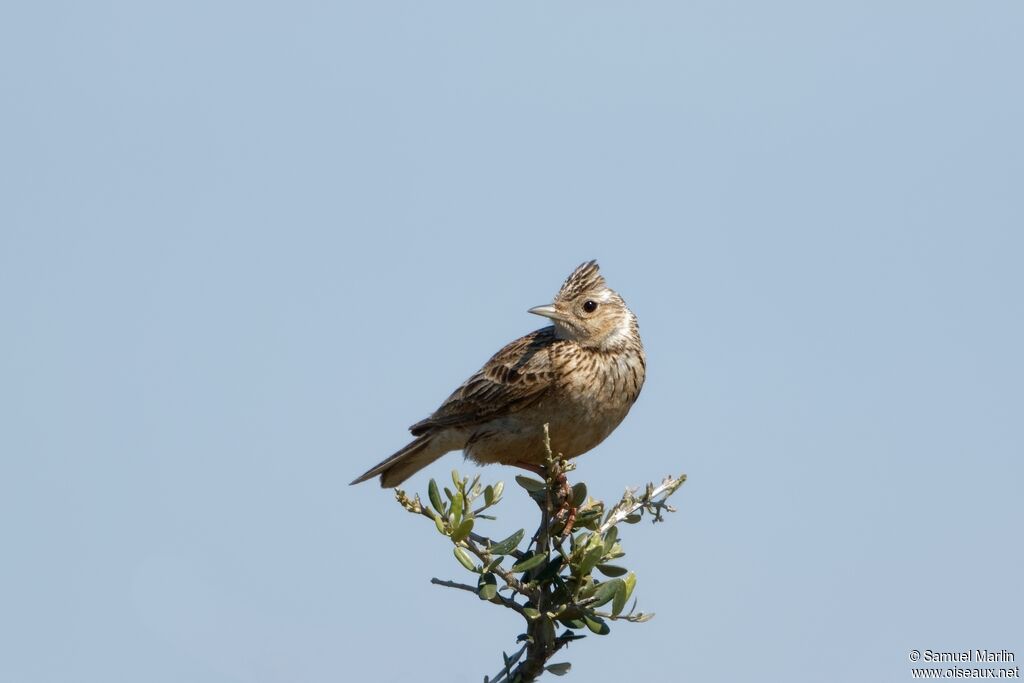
[409,328,560,435]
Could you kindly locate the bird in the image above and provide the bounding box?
[350,260,645,488]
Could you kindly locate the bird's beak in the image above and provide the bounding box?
[528,304,566,322]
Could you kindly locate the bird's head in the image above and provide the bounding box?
[528,260,638,350]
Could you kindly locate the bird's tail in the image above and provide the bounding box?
[349,434,446,488]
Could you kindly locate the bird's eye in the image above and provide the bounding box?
[582,300,598,313]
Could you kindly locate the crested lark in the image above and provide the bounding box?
[351,260,645,488]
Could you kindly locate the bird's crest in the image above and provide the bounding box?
[557,260,606,301]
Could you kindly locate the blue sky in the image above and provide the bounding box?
[2,2,1022,682]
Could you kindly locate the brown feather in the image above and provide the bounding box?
[409,328,560,434]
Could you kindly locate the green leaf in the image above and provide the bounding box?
[492,481,504,501]
[589,579,625,608]
[522,607,541,620]
[514,475,545,492]
[451,518,474,543]
[484,485,495,506]
[453,546,476,572]
[451,469,461,489]
[546,663,572,676]
[431,510,446,535]
[624,512,642,524]
[488,529,525,556]
[538,617,556,648]
[595,564,628,577]
[575,530,601,558]
[428,479,444,514]
[583,614,610,635]
[511,552,548,573]
[571,482,587,507]
[612,580,628,616]
[559,617,586,630]
[451,492,464,526]
[623,572,637,604]
[578,543,605,577]
[603,526,618,551]
[478,572,497,601]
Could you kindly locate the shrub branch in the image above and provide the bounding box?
[394,425,685,681]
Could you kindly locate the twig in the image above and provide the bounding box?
[430,578,527,617]
[597,474,686,535]
[464,537,541,603]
